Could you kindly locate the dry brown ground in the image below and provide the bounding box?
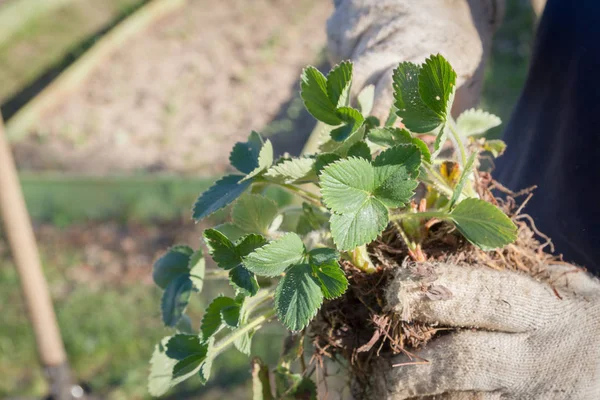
[13,0,331,175]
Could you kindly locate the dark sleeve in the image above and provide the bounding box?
[494,0,600,274]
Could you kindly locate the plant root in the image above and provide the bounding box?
[309,172,561,390]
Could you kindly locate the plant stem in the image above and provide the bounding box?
[276,183,322,206]
[447,119,467,166]
[246,291,275,314]
[421,164,455,198]
[392,221,416,251]
[346,245,377,274]
[389,210,449,222]
[213,309,276,355]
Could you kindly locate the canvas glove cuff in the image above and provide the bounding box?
[369,263,600,399]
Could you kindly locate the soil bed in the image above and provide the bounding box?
[11,0,331,175]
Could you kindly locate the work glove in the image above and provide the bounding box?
[367,263,600,399]
[327,0,504,121]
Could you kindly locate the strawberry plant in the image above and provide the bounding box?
[148,54,517,397]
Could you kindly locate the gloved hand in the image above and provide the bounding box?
[327,0,504,121]
[367,263,600,399]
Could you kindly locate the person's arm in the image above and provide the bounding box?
[327,0,504,121]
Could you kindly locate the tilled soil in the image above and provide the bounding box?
[13,0,331,175]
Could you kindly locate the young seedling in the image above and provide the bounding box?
[148,54,516,398]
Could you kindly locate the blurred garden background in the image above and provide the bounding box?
[0,0,538,398]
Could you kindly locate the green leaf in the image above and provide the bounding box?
[154,246,204,327]
[172,354,204,380]
[448,152,477,209]
[308,248,340,265]
[373,145,420,208]
[152,245,193,289]
[433,123,449,156]
[450,198,518,250]
[314,152,341,175]
[419,54,456,118]
[357,84,375,115]
[235,234,269,257]
[149,335,213,395]
[300,67,341,125]
[319,124,366,155]
[193,175,252,221]
[319,152,418,250]
[233,297,254,355]
[311,260,348,299]
[457,108,501,137]
[347,141,371,160]
[411,137,432,164]
[363,115,380,131]
[367,127,405,147]
[327,61,353,108]
[203,229,240,270]
[229,131,263,174]
[264,158,316,184]
[205,232,265,295]
[166,334,212,385]
[385,104,399,127]
[330,107,364,142]
[232,194,279,235]
[188,250,205,292]
[320,157,374,214]
[296,203,330,236]
[373,144,421,174]
[229,266,260,296]
[329,199,388,251]
[161,275,193,327]
[483,139,507,158]
[213,223,247,242]
[166,334,207,360]
[244,233,306,277]
[367,127,431,163]
[148,337,178,397]
[201,296,241,339]
[243,139,274,181]
[275,264,323,331]
[393,62,443,133]
[172,343,213,386]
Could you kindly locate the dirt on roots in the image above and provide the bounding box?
[309,172,564,390]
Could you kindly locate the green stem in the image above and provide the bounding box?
[389,210,449,222]
[447,119,467,166]
[346,245,377,274]
[276,182,322,206]
[421,164,454,198]
[213,309,276,355]
[392,221,417,251]
[247,291,275,314]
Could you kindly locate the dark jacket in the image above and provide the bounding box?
[496,0,600,274]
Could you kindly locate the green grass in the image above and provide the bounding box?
[20,174,212,226]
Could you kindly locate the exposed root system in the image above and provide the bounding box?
[310,172,561,388]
